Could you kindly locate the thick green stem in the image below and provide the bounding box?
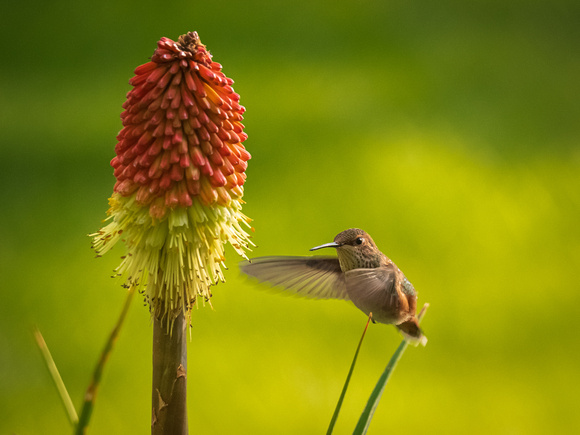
[151,311,188,435]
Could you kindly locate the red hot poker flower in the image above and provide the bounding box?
[112,31,250,219]
[92,32,253,322]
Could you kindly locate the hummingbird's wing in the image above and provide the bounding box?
[239,256,349,300]
[344,265,401,317]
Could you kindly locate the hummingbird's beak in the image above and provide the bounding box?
[310,242,340,251]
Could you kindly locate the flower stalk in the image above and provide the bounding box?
[151,310,187,434]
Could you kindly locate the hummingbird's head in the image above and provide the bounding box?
[310,228,383,271]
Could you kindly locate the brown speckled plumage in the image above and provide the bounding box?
[240,228,427,346]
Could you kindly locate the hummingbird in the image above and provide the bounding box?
[240,228,427,346]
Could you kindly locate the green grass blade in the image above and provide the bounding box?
[75,284,136,435]
[353,339,407,435]
[353,304,429,435]
[326,313,373,435]
[34,327,79,426]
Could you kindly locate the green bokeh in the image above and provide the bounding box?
[1,1,579,433]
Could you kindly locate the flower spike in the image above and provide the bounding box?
[92,32,253,323]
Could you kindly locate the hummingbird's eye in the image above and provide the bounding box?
[355,237,364,245]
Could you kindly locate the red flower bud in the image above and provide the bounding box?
[112,32,250,218]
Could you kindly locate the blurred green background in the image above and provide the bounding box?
[1,0,579,433]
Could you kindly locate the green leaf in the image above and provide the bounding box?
[34,327,79,426]
[353,304,429,435]
[75,284,136,435]
[326,313,373,435]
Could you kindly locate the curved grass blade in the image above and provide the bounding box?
[34,327,79,426]
[353,303,429,435]
[326,313,373,435]
[75,284,136,434]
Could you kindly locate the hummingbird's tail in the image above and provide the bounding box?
[397,318,428,347]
